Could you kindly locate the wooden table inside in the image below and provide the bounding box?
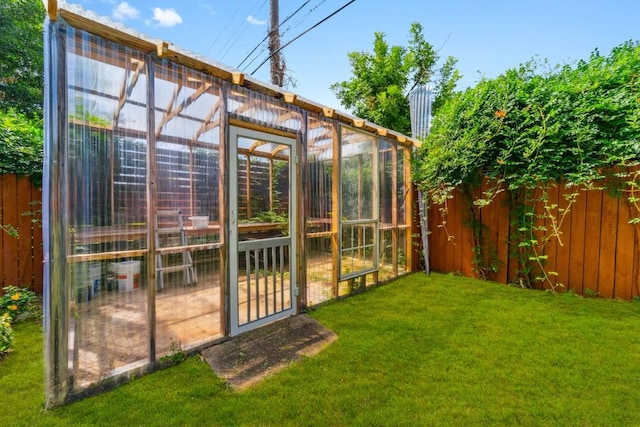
[71,222,286,246]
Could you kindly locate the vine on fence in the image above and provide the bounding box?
[412,41,640,290]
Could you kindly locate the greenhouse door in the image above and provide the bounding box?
[229,127,297,336]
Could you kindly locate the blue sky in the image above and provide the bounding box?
[70,0,640,110]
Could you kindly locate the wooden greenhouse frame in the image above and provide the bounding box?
[42,1,422,407]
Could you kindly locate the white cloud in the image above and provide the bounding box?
[112,2,139,21]
[202,4,216,16]
[151,7,183,28]
[246,15,266,26]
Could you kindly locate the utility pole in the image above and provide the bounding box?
[269,0,285,87]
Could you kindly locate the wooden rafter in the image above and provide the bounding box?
[164,82,183,121]
[276,111,298,124]
[192,99,221,142]
[232,96,258,115]
[248,139,268,153]
[237,148,288,162]
[244,139,290,158]
[271,144,288,156]
[193,119,221,143]
[155,81,212,138]
[113,59,144,124]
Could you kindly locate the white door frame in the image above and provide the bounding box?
[228,126,297,336]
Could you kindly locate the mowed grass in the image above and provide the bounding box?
[3,272,640,426]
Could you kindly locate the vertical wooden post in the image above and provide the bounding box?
[357,154,363,260]
[47,0,58,21]
[269,158,274,211]
[43,16,70,408]
[297,112,307,308]
[331,124,340,297]
[391,142,398,277]
[246,155,252,219]
[145,54,158,363]
[219,82,229,336]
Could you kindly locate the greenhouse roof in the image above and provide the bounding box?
[45,0,421,148]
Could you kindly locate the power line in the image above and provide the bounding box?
[237,0,312,70]
[251,0,357,76]
[240,0,331,72]
[204,2,246,56]
[218,0,268,62]
[285,0,327,34]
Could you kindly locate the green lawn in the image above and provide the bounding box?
[3,273,640,426]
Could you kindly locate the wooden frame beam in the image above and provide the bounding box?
[232,72,244,86]
[322,107,335,118]
[47,0,58,21]
[156,41,169,58]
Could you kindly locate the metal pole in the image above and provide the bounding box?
[409,86,432,275]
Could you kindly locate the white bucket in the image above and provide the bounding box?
[76,262,101,302]
[110,260,141,292]
[189,216,209,229]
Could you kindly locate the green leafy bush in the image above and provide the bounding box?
[0,108,43,184]
[0,313,13,354]
[0,286,37,355]
[0,286,37,322]
[413,40,640,287]
[414,41,640,196]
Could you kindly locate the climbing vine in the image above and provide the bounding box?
[413,41,640,289]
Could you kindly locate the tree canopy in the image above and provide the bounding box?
[331,22,459,134]
[0,0,45,119]
[0,0,45,183]
[0,109,43,184]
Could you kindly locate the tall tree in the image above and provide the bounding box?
[331,22,459,134]
[0,0,46,119]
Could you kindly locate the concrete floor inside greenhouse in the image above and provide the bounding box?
[70,275,224,388]
[69,271,334,388]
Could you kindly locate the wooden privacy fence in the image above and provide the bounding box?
[0,174,43,293]
[428,181,640,300]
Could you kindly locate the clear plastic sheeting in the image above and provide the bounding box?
[44,5,417,408]
[379,137,395,280]
[340,127,378,279]
[228,86,302,132]
[65,27,150,390]
[152,59,223,356]
[46,19,224,405]
[397,145,411,275]
[305,115,337,304]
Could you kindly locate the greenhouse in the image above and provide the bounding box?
[43,2,420,407]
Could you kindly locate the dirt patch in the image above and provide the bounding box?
[201,314,337,390]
